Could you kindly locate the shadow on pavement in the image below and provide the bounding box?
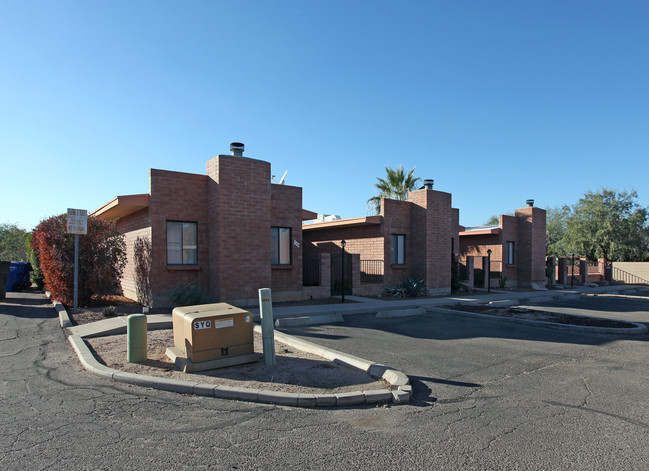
[286,305,649,348]
[0,290,57,319]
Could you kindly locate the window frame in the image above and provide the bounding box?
[166,220,198,266]
[391,234,406,266]
[271,226,292,266]
[506,241,515,266]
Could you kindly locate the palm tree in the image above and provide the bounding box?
[367,165,421,215]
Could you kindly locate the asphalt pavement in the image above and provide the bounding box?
[1,285,649,470]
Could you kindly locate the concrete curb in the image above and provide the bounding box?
[59,305,411,407]
[274,313,344,327]
[427,306,648,335]
[261,326,411,398]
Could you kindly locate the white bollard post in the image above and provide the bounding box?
[258,288,276,366]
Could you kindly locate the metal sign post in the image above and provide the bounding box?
[67,209,87,312]
[258,288,276,366]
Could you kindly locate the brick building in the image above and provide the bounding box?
[303,181,461,297]
[458,201,547,288]
[94,144,546,305]
[93,144,315,307]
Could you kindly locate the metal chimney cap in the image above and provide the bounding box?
[230,142,245,156]
[526,199,534,207]
[423,179,434,190]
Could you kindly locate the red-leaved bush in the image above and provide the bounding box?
[31,214,127,306]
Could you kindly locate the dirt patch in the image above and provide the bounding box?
[70,296,353,326]
[68,295,168,325]
[445,304,636,328]
[86,329,390,394]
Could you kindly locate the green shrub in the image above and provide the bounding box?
[499,276,507,289]
[102,305,117,317]
[386,275,427,298]
[169,282,203,307]
[26,234,45,289]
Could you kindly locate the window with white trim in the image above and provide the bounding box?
[167,221,198,265]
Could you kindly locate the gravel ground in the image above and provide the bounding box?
[86,329,390,394]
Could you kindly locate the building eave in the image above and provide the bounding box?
[303,215,382,231]
[302,209,318,221]
[92,194,150,220]
[459,228,501,236]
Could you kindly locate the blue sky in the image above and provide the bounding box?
[2,1,648,231]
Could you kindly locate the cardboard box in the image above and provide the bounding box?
[172,303,254,363]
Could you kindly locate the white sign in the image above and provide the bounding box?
[194,320,212,330]
[67,208,88,235]
[214,319,234,329]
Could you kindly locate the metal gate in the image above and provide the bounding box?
[331,252,352,296]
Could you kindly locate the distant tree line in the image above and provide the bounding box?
[546,188,649,262]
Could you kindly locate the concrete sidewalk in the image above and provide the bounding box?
[247,283,641,326]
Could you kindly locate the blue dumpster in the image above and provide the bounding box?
[6,262,33,292]
[0,261,9,299]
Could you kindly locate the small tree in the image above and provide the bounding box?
[31,214,127,306]
[134,236,152,307]
[25,234,45,289]
[546,205,572,257]
[367,165,421,215]
[0,223,29,261]
[484,213,512,226]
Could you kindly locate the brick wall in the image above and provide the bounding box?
[271,184,304,301]
[303,225,384,260]
[116,208,151,302]
[515,206,547,285]
[206,155,271,306]
[149,169,209,306]
[500,214,518,285]
[409,189,454,295]
[302,253,331,299]
[382,199,412,287]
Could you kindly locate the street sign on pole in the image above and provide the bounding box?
[67,208,87,311]
[67,208,88,235]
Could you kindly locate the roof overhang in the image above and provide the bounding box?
[92,194,150,220]
[302,209,318,221]
[303,215,382,231]
[459,227,501,236]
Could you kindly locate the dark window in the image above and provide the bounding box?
[391,234,406,265]
[506,241,515,265]
[271,227,291,265]
[167,221,198,265]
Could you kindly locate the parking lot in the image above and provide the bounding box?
[1,288,648,469]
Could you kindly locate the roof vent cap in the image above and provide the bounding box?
[423,179,434,190]
[526,199,534,207]
[230,142,245,156]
